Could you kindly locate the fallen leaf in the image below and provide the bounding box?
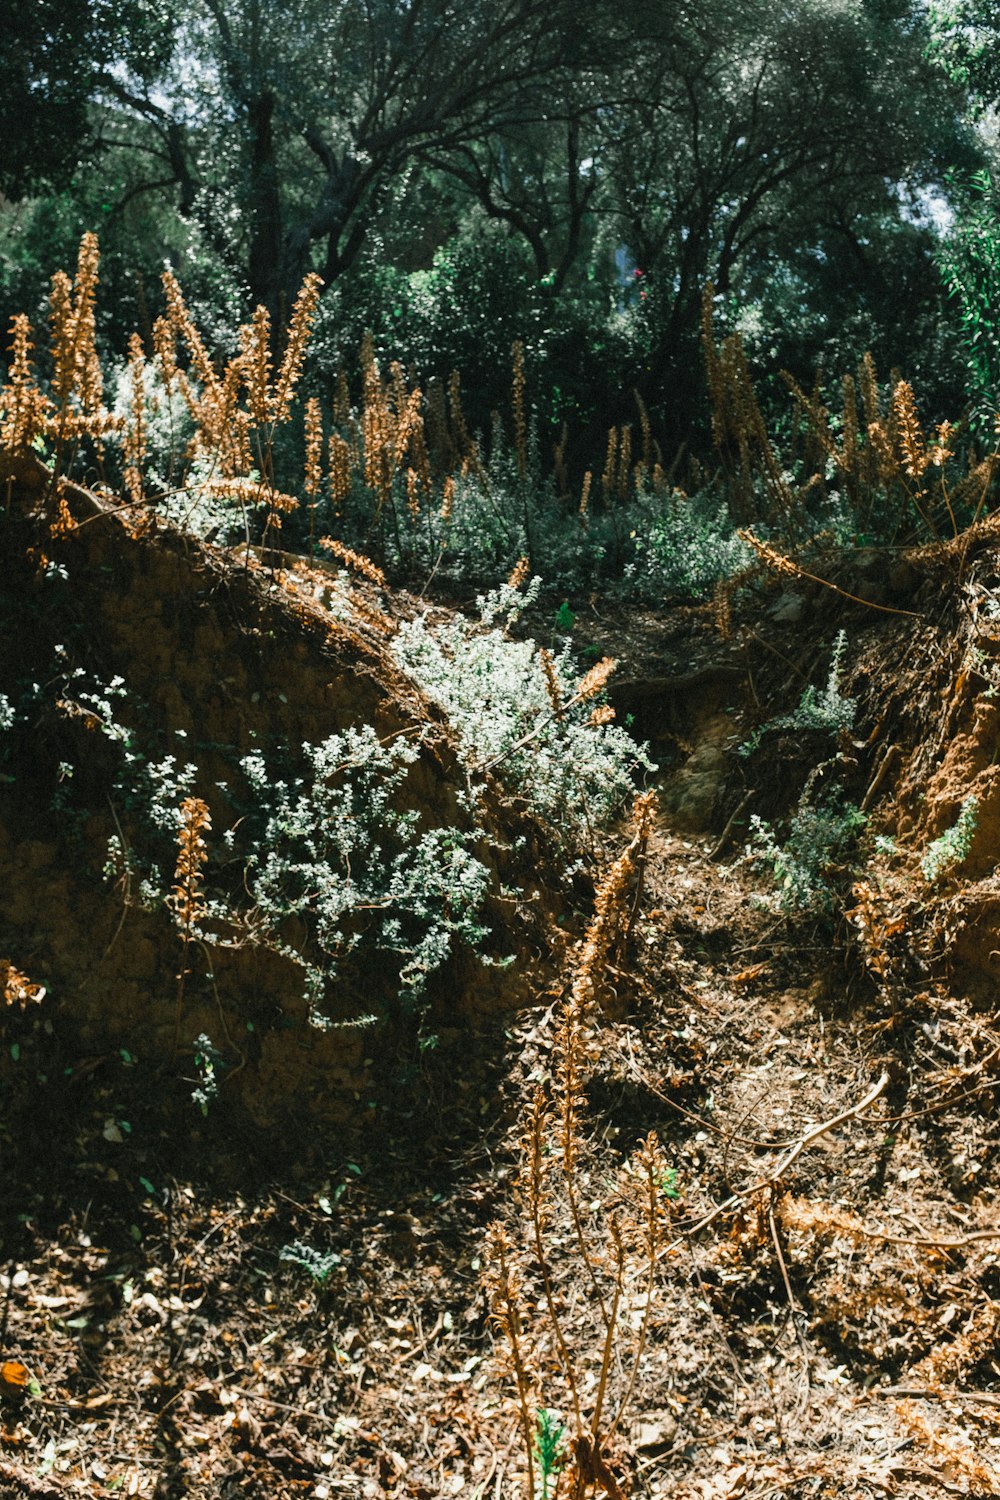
[84,1391,115,1410]
[0,1363,30,1395]
[729,962,769,986]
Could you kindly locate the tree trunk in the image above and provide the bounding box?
[246,89,283,316]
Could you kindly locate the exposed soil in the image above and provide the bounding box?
[2,469,999,1497]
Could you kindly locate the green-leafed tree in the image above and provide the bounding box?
[927,4,1000,432]
[928,0,1000,117]
[0,0,174,199]
[92,0,601,318]
[590,0,974,433]
[0,0,102,199]
[0,0,981,454]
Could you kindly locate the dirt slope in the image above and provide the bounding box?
[0,456,551,1127]
[2,493,999,1497]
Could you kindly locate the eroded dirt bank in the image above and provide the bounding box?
[1,457,558,1128]
[2,472,1000,1497]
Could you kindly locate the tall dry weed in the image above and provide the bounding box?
[171,795,211,1046]
[485,793,664,1499]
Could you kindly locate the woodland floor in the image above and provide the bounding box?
[2,572,1000,1499]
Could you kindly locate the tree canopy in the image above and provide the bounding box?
[0,0,990,439]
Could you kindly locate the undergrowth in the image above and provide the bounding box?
[748,794,867,913]
[3,235,1000,1500]
[392,567,655,856]
[921,794,979,883]
[742,633,864,913]
[88,701,498,1031]
[484,793,669,1500]
[5,234,1000,629]
[739,630,856,757]
[8,573,651,1040]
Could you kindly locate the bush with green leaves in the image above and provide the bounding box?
[319,414,610,595]
[624,485,753,602]
[921,794,978,883]
[81,682,495,1027]
[740,630,855,757]
[391,578,654,851]
[385,425,544,586]
[936,169,1000,441]
[235,727,493,1020]
[44,571,651,1036]
[748,793,866,913]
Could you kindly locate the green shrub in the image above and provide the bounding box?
[740,631,855,757]
[236,727,493,1020]
[624,486,753,601]
[748,793,866,913]
[87,690,496,1028]
[921,795,978,882]
[533,1409,567,1500]
[391,578,654,853]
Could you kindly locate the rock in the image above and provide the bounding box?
[634,1413,678,1450]
[770,591,804,624]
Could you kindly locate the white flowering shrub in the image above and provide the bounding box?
[392,581,655,847]
[236,727,492,1020]
[67,672,495,1028]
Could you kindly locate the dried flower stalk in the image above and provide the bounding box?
[1,959,45,1009]
[538,649,563,717]
[318,536,386,587]
[123,333,147,506]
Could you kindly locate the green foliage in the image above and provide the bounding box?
[237,728,493,1019]
[391,580,654,852]
[0,0,978,452]
[533,1408,566,1500]
[1,0,103,199]
[748,794,866,913]
[553,600,576,634]
[278,1240,342,1283]
[313,218,556,431]
[626,487,753,602]
[738,618,863,917]
[655,1164,680,1200]
[69,676,496,1028]
[921,794,978,882]
[740,632,855,757]
[346,422,548,587]
[191,1032,224,1116]
[937,169,1000,436]
[929,1,1000,116]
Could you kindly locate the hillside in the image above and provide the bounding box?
[3,432,1000,1498]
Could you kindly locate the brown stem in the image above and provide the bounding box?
[590,1220,624,1441]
